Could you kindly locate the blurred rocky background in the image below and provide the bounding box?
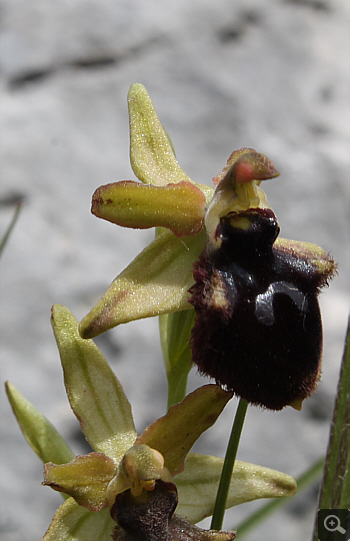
[0,1,349,540]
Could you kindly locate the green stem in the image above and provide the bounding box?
[211,398,248,530]
[166,347,192,409]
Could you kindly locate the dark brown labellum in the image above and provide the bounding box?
[111,480,236,540]
[189,209,333,410]
[111,480,177,541]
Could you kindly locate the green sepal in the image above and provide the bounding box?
[175,453,297,524]
[41,498,114,541]
[5,381,74,465]
[51,305,137,463]
[79,228,206,339]
[43,453,116,511]
[136,385,233,476]
[128,83,193,186]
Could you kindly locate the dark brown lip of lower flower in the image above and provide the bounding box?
[111,479,236,540]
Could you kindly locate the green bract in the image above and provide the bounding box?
[7,305,296,540]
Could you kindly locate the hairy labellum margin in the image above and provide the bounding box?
[189,208,336,410]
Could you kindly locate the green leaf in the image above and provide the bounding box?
[159,309,195,409]
[43,453,116,511]
[128,83,193,186]
[42,498,114,541]
[136,385,233,476]
[316,318,350,513]
[5,381,74,465]
[79,228,206,339]
[0,199,23,257]
[175,453,297,524]
[165,346,193,411]
[91,180,205,238]
[160,309,195,375]
[51,305,137,463]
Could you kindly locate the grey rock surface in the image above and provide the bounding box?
[1,1,349,540]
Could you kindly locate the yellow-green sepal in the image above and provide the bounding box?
[128,83,193,186]
[51,305,137,464]
[43,453,116,511]
[41,498,114,541]
[79,228,206,339]
[5,381,74,466]
[175,453,297,524]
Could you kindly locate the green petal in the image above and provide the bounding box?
[43,453,116,511]
[136,385,233,476]
[5,381,74,465]
[92,180,205,238]
[51,305,137,462]
[79,228,206,339]
[42,498,114,541]
[128,83,193,186]
[175,453,297,524]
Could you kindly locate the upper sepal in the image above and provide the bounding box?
[128,83,193,186]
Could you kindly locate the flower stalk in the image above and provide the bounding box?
[211,399,248,530]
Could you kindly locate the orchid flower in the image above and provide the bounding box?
[79,84,336,410]
[6,305,296,540]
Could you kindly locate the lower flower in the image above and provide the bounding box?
[6,305,297,540]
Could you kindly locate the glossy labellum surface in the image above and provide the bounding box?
[189,208,334,410]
